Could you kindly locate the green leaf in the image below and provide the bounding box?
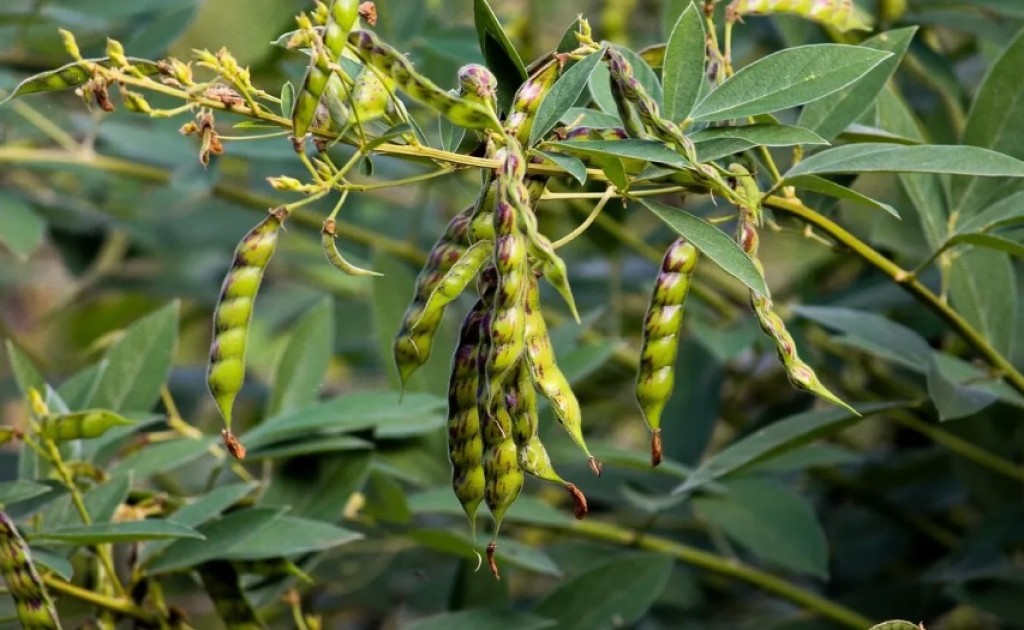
[692,44,892,121]
[530,48,606,146]
[677,402,900,493]
[693,478,829,578]
[280,80,294,118]
[546,139,689,168]
[29,548,74,581]
[945,233,1024,259]
[220,515,362,560]
[472,0,527,112]
[266,297,333,416]
[244,435,372,460]
[409,528,561,576]
[147,507,284,573]
[949,249,1017,358]
[798,27,918,141]
[112,437,215,478]
[956,189,1024,234]
[786,175,900,218]
[57,360,108,410]
[439,111,467,152]
[0,481,51,507]
[0,195,45,262]
[33,519,204,545]
[868,623,921,630]
[662,2,705,122]
[259,451,372,520]
[691,123,828,162]
[558,107,621,128]
[91,302,179,413]
[82,474,132,524]
[535,150,587,185]
[0,57,162,104]
[5,339,45,397]
[408,487,570,527]
[640,199,769,297]
[407,608,554,630]
[953,28,1024,216]
[785,143,1024,178]
[534,554,674,630]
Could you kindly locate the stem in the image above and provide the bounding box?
[891,411,1024,483]
[545,519,874,629]
[552,186,616,249]
[765,194,1024,397]
[44,576,158,624]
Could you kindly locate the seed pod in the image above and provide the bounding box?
[293,0,361,138]
[322,218,382,277]
[208,208,287,441]
[481,395,525,580]
[39,409,134,442]
[394,208,473,387]
[635,238,699,467]
[457,64,499,118]
[727,0,872,32]
[508,361,588,519]
[0,512,60,630]
[347,30,501,131]
[523,273,601,475]
[413,240,494,332]
[730,165,856,413]
[503,57,560,144]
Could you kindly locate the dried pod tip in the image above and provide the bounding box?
[322,218,337,237]
[650,429,663,468]
[222,429,246,460]
[486,541,500,580]
[359,2,378,26]
[587,456,603,477]
[564,483,588,520]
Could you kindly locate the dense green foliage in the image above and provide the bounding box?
[1,1,1024,628]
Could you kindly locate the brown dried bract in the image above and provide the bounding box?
[94,83,115,112]
[564,483,588,520]
[650,429,663,467]
[205,84,244,108]
[358,2,378,26]
[221,429,246,460]
[587,455,603,477]
[322,218,338,237]
[486,541,500,580]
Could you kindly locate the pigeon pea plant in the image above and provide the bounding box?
[1,0,1024,627]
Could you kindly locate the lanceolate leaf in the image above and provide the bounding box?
[785,144,1024,178]
[943,233,1024,259]
[530,49,606,146]
[472,0,527,112]
[640,199,770,297]
[956,189,1024,234]
[785,175,900,218]
[33,520,204,545]
[662,2,705,122]
[546,139,689,169]
[799,27,918,141]
[692,124,828,161]
[266,297,333,417]
[691,45,892,121]
[949,249,1018,358]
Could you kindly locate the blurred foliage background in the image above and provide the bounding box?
[1,0,1024,628]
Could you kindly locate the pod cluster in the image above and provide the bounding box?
[292,0,361,138]
[0,512,60,629]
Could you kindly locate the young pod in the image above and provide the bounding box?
[635,238,699,466]
[481,396,525,580]
[0,513,59,629]
[39,409,134,442]
[482,198,528,400]
[322,218,383,277]
[347,30,501,131]
[503,57,560,144]
[727,0,872,32]
[457,63,499,119]
[208,208,286,436]
[523,274,600,476]
[413,240,494,330]
[293,1,361,138]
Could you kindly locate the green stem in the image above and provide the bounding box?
[546,519,874,629]
[44,576,158,624]
[765,194,1024,398]
[891,411,1024,483]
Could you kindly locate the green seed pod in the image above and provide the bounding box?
[347,30,501,131]
[39,409,134,442]
[481,396,524,580]
[730,165,856,414]
[322,218,382,277]
[208,208,287,438]
[413,240,494,330]
[503,57,560,144]
[727,0,872,32]
[635,238,699,467]
[293,0,361,138]
[394,208,473,388]
[0,512,60,630]
[523,274,601,476]
[481,197,528,401]
[457,63,499,119]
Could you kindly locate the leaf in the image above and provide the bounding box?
[640,199,770,297]
[534,554,674,630]
[112,437,215,478]
[5,339,45,397]
[945,233,1024,259]
[798,27,918,141]
[785,144,1024,178]
[662,2,705,122]
[546,139,689,168]
[91,302,179,413]
[693,478,829,578]
[409,528,561,576]
[259,451,372,521]
[82,474,132,524]
[472,0,527,112]
[786,175,900,218]
[535,150,587,185]
[408,487,570,527]
[949,249,1017,358]
[868,623,921,630]
[0,195,45,261]
[558,107,622,128]
[280,80,294,118]
[691,123,828,162]
[692,45,892,121]
[57,360,108,410]
[407,608,554,630]
[147,507,284,573]
[29,548,74,581]
[266,297,333,416]
[530,48,606,146]
[0,481,51,507]
[244,435,372,460]
[953,28,1024,216]
[0,57,162,104]
[677,402,900,493]
[33,520,204,545]
[956,189,1024,234]
[219,515,361,560]
[438,112,467,152]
